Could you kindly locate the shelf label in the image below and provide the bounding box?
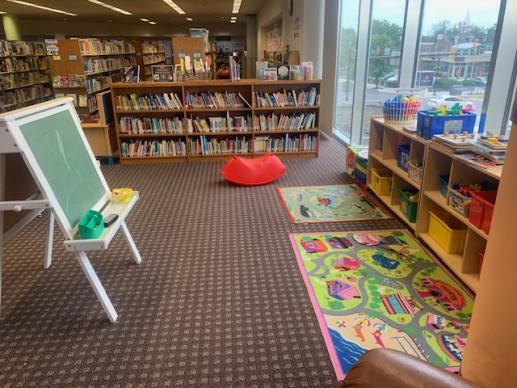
[52,55,61,61]
[68,55,77,61]
[444,120,463,135]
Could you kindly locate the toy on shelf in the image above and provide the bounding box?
[383,95,421,123]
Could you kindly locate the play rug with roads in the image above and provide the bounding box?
[276,184,388,224]
[289,229,474,380]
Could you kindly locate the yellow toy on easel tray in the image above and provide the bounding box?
[112,188,133,203]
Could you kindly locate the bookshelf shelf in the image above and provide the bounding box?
[367,116,501,292]
[49,38,137,122]
[111,79,321,164]
[0,40,54,112]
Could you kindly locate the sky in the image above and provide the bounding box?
[341,0,501,34]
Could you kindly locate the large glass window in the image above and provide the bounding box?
[415,0,501,126]
[361,0,407,143]
[333,0,360,141]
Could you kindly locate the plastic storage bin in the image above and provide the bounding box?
[370,168,392,196]
[400,189,418,222]
[354,168,367,187]
[397,144,411,172]
[439,175,449,198]
[448,187,471,217]
[408,160,423,183]
[469,190,497,234]
[417,111,476,140]
[428,210,467,254]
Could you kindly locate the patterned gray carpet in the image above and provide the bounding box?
[0,136,402,387]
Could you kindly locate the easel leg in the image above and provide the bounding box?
[43,210,54,269]
[121,221,142,265]
[76,251,118,323]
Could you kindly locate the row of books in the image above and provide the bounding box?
[116,93,183,111]
[0,56,49,73]
[142,41,165,54]
[184,91,249,109]
[0,40,46,57]
[189,136,250,156]
[178,56,210,76]
[79,39,135,56]
[253,112,317,131]
[83,57,136,75]
[1,72,51,91]
[143,53,165,65]
[254,87,319,107]
[121,139,187,158]
[185,115,251,133]
[55,93,87,108]
[0,84,53,111]
[119,116,185,134]
[253,135,318,153]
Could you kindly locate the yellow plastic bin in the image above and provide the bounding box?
[428,210,467,254]
[371,168,393,196]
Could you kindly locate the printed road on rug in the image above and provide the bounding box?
[277,184,388,224]
[289,229,474,380]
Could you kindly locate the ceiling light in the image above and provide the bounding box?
[230,20,236,23]
[186,17,193,21]
[231,16,237,20]
[149,21,157,25]
[232,0,242,14]
[163,0,185,14]
[87,0,131,15]
[140,18,149,22]
[0,11,5,14]
[6,0,77,16]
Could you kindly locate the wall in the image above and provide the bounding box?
[461,121,517,387]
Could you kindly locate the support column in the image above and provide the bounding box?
[2,14,22,41]
[301,0,324,78]
[246,15,258,78]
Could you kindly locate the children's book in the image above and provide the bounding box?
[123,65,140,83]
[263,68,278,80]
[152,65,174,82]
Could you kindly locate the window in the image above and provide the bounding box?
[361,0,407,143]
[415,0,502,126]
[333,0,360,141]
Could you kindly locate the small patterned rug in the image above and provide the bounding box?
[289,229,474,380]
[277,184,388,224]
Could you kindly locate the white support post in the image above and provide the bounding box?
[44,210,54,269]
[76,251,118,323]
[399,0,424,88]
[121,221,142,265]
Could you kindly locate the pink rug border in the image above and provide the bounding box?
[288,228,475,381]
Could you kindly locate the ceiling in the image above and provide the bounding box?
[0,0,268,24]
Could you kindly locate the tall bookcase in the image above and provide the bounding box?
[367,116,502,292]
[134,40,166,81]
[0,40,53,112]
[110,79,321,164]
[49,38,136,122]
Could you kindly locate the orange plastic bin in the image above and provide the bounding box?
[469,191,497,234]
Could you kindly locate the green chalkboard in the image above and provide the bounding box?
[20,109,106,228]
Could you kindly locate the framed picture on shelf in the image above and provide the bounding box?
[151,65,174,82]
[123,65,140,83]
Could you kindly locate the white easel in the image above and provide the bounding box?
[0,97,142,322]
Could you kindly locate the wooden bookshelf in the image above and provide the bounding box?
[0,40,54,112]
[49,38,136,122]
[134,40,166,81]
[367,116,503,292]
[110,79,321,164]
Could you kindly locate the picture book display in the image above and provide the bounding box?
[277,185,388,224]
[289,230,474,379]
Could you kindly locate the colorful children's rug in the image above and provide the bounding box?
[289,229,474,380]
[277,184,388,224]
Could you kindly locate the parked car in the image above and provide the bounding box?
[474,76,487,86]
[428,96,475,112]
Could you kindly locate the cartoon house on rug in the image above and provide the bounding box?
[417,278,466,312]
[332,257,361,271]
[327,280,360,300]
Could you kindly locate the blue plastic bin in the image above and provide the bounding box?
[417,111,476,140]
[439,175,449,198]
[397,144,411,172]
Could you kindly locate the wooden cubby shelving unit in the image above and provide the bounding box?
[49,38,137,122]
[367,116,503,293]
[110,79,321,165]
[0,40,54,112]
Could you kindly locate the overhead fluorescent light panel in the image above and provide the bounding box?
[88,0,132,15]
[163,0,185,15]
[232,0,242,14]
[6,0,77,16]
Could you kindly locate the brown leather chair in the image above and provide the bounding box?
[342,349,477,388]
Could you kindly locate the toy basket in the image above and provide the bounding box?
[416,111,476,140]
[408,160,423,183]
[400,189,418,222]
[447,186,471,217]
[380,88,425,123]
[428,210,467,254]
[469,190,497,234]
[439,175,449,198]
[370,168,392,196]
